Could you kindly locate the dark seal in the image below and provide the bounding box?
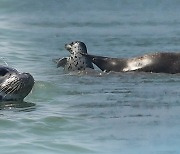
[83,52,180,74]
[54,41,94,71]
[0,66,34,101]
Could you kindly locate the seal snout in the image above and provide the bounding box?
[65,44,72,52]
[20,73,34,83]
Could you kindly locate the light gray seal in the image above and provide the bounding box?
[54,41,94,71]
[0,66,34,101]
[82,52,180,74]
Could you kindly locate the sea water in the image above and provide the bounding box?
[0,0,180,153]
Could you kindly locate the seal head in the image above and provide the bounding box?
[0,66,34,101]
[55,41,94,71]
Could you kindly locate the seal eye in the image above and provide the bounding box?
[0,68,9,76]
[70,42,75,46]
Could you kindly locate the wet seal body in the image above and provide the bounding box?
[54,41,94,71]
[83,52,180,74]
[0,66,34,101]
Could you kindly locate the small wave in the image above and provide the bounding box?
[0,57,9,66]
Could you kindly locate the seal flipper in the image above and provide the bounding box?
[53,57,68,68]
[82,53,126,72]
[85,57,94,69]
[82,53,113,71]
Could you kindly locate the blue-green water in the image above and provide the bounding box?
[0,0,180,153]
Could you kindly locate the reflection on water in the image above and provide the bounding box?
[0,101,36,111]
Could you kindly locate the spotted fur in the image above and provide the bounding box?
[55,41,94,71]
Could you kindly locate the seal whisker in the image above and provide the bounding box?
[4,86,18,96]
[3,80,20,93]
[4,82,20,95]
[3,81,23,99]
[3,85,19,98]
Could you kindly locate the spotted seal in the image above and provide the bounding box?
[54,41,94,71]
[0,66,34,101]
[82,52,180,74]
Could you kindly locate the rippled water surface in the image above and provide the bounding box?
[0,0,180,153]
